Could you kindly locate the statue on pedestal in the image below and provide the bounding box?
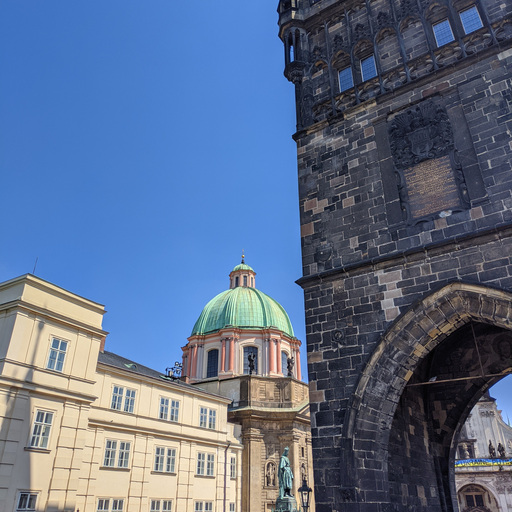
[276,447,298,512]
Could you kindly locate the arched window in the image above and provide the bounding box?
[243,275,248,287]
[243,346,258,375]
[235,276,239,287]
[206,349,219,378]
[281,351,289,376]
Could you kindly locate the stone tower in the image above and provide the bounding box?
[277,0,512,511]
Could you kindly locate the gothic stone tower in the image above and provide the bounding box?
[277,0,512,511]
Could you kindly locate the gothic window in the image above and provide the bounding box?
[243,346,258,374]
[459,6,483,34]
[433,19,455,46]
[338,67,354,92]
[360,55,377,81]
[206,349,219,378]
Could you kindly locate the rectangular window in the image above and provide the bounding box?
[433,19,455,46]
[230,457,236,479]
[111,386,124,410]
[104,440,117,467]
[124,389,136,413]
[200,407,216,429]
[160,398,169,420]
[200,407,208,428]
[30,410,53,449]
[169,400,179,422]
[360,55,377,81]
[97,500,110,512]
[338,67,354,92]
[204,503,213,512]
[229,504,235,512]
[195,503,204,512]
[162,501,172,512]
[46,338,68,372]
[154,447,165,472]
[112,500,124,512]
[152,500,172,512]
[208,409,216,430]
[151,501,161,512]
[166,448,176,473]
[197,452,206,475]
[459,6,483,34]
[206,454,215,476]
[117,442,131,468]
[17,493,38,511]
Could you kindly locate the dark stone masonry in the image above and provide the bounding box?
[277,0,512,510]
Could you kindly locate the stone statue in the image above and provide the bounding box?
[279,447,294,498]
[287,357,294,377]
[248,353,256,375]
[489,440,496,458]
[266,461,276,487]
[498,442,506,458]
[462,443,470,459]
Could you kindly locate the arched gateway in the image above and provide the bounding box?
[276,0,512,508]
[346,283,512,510]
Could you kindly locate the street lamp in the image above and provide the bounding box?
[298,478,312,512]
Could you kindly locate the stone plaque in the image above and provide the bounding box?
[403,155,460,219]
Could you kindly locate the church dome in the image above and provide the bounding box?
[191,262,294,337]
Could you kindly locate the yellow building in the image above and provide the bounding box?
[0,274,242,512]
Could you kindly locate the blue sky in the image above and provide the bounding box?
[1,0,510,420]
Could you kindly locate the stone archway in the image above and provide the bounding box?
[343,282,512,511]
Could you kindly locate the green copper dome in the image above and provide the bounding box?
[191,287,294,337]
[232,263,254,272]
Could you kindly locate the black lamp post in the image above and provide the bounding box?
[298,478,312,512]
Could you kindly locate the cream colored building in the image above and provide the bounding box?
[455,393,512,511]
[0,274,242,512]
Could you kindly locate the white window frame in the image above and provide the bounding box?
[29,410,53,449]
[46,337,68,372]
[97,499,124,512]
[154,447,176,473]
[103,440,131,468]
[196,452,206,475]
[206,453,215,476]
[111,386,124,410]
[199,407,216,429]
[229,504,235,512]
[194,503,204,512]
[123,388,136,413]
[151,500,172,512]
[230,456,236,479]
[16,492,38,511]
[118,441,131,468]
[204,503,213,512]
[160,397,179,422]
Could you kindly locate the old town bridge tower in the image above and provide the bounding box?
[277,0,512,510]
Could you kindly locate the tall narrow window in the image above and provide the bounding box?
[124,389,136,413]
[30,410,53,449]
[281,351,289,375]
[339,67,354,92]
[459,6,483,34]
[46,338,68,372]
[117,441,131,468]
[197,453,206,475]
[243,275,248,287]
[360,55,377,81]
[160,398,169,420]
[209,409,216,430]
[243,346,258,375]
[206,454,215,476]
[206,349,219,378]
[230,457,236,479]
[433,19,455,46]
[104,440,117,467]
[200,407,208,428]
[169,400,179,422]
[111,386,124,410]
[235,277,239,287]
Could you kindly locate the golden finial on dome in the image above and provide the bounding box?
[241,249,245,264]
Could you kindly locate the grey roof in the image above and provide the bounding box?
[98,350,200,392]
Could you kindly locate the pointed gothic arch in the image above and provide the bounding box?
[343,282,512,509]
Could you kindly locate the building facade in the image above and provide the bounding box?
[182,262,314,512]
[455,394,512,511]
[0,274,242,512]
[277,0,512,510]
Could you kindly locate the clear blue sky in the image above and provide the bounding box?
[1,0,510,420]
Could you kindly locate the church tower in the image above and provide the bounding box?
[278,0,512,511]
[182,260,314,512]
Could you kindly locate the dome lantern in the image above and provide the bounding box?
[229,252,256,289]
